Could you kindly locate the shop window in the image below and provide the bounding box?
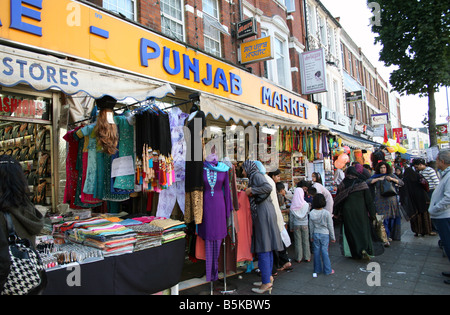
[160,0,184,41]
[103,0,136,21]
[0,90,54,209]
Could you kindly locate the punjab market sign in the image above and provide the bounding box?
[0,0,318,125]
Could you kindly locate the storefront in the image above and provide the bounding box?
[0,0,319,294]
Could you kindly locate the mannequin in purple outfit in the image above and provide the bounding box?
[197,154,232,282]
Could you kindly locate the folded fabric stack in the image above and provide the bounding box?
[64,218,137,257]
[128,224,164,251]
[149,219,186,244]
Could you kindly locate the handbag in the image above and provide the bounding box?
[1,212,47,295]
[253,193,270,204]
[380,178,397,197]
[418,174,430,192]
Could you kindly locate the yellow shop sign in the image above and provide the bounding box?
[239,36,273,65]
[0,0,318,125]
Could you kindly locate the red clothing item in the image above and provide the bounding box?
[236,191,253,262]
[63,127,82,208]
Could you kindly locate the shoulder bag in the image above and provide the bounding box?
[1,212,47,295]
[380,178,397,197]
[253,193,270,204]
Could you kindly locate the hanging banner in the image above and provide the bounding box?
[299,48,327,94]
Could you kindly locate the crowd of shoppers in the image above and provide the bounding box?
[239,147,450,291]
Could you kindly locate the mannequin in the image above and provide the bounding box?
[94,95,118,155]
[198,154,232,282]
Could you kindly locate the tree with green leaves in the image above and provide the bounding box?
[368,0,450,147]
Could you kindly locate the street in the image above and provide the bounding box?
[180,218,450,295]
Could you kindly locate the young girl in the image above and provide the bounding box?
[309,193,335,277]
[290,187,311,263]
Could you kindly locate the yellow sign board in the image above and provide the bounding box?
[239,36,273,64]
[0,0,318,125]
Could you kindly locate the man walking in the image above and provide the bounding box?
[428,150,450,284]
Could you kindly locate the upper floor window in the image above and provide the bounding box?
[307,4,317,36]
[260,18,291,89]
[275,37,287,87]
[355,59,360,82]
[327,25,335,56]
[161,0,184,41]
[203,0,222,57]
[318,16,327,45]
[103,0,136,21]
[348,52,353,76]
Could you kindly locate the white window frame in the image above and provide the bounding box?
[318,15,327,46]
[103,0,137,21]
[202,0,221,57]
[260,17,292,89]
[333,79,340,112]
[274,36,287,88]
[160,0,185,41]
[307,3,317,37]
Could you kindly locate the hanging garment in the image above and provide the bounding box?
[156,181,186,218]
[63,126,82,208]
[184,110,206,224]
[235,191,253,262]
[113,112,135,191]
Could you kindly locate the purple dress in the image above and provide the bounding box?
[198,169,232,241]
[197,164,232,281]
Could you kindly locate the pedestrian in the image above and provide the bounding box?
[307,182,334,216]
[254,162,292,276]
[333,166,377,260]
[242,160,283,294]
[394,166,403,179]
[290,186,311,263]
[367,161,404,243]
[333,166,345,186]
[427,150,450,284]
[418,161,440,200]
[276,182,287,210]
[0,155,44,293]
[309,193,335,277]
[401,158,435,237]
[363,164,374,176]
[267,169,281,184]
[312,172,323,185]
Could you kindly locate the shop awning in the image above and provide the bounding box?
[331,130,381,150]
[200,93,317,130]
[0,45,166,102]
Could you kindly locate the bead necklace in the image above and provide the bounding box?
[204,168,217,196]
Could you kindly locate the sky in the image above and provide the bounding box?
[319,0,449,128]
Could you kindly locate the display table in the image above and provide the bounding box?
[43,238,185,295]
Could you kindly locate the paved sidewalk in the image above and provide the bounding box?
[180,219,450,295]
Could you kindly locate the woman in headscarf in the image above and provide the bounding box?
[290,186,311,262]
[401,159,434,236]
[254,161,292,274]
[242,160,283,294]
[333,166,377,259]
